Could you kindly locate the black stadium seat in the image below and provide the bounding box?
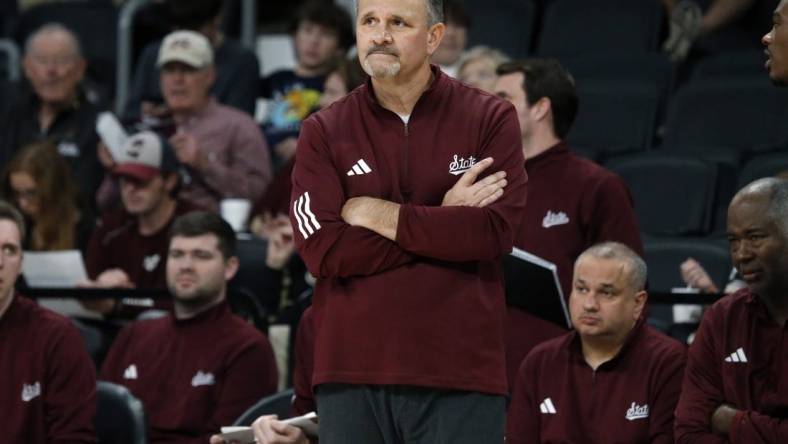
[462,0,537,58]
[663,81,788,153]
[643,236,731,293]
[738,152,788,189]
[606,154,718,236]
[95,381,147,444]
[233,388,295,426]
[537,0,664,57]
[567,80,661,155]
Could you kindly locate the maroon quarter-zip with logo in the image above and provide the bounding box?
[290,66,528,395]
[507,320,686,443]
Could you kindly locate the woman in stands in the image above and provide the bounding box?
[2,140,93,251]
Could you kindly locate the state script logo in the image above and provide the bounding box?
[448,155,476,175]
[542,210,570,228]
[625,402,649,421]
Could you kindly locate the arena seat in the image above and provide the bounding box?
[738,152,788,189]
[95,381,147,444]
[462,0,537,58]
[537,0,664,57]
[567,80,661,154]
[663,80,788,153]
[606,154,718,236]
[233,388,295,426]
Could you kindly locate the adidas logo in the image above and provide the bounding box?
[347,159,372,176]
[293,192,321,240]
[625,402,649,421]
[21,382,41,402]
[124,364,138,380]
[191,370,216,387]
[542,210,570,228]
[724,347,748,363]
[539,397,557,414]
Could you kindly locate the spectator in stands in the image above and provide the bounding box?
[507,242,686,443]
[675,177,788,442]
[260,0,354,168]
[494,59,643,386]
[0,23,104,209]
[431,0,470,77]
[157,30,272,212]
[0,200,97,443]
[101,211,278,443]
[663,0,775,61]
[457,45,509,93]
[124,0,260,120]
[81,131,200,316]
[252,56,366,238]
[2,140,93,251]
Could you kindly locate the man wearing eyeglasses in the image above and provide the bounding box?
[0,23,104,210]
[0,200,97,443]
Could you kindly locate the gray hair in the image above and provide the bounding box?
[24,23,83,58]
[575,242,647,292]
[458,45,510,74]
[355,0,444,26]
[735,177,788,236]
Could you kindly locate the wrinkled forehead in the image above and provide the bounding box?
[357,0,429,23]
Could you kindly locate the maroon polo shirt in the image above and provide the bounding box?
[100,302,278,443]
[291,66,527,395]
[675,288,788,443]
[507,320,686,444]
[1,295,96,443]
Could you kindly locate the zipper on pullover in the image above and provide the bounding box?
[402,122,412,202]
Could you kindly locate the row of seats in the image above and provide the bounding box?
[463,0,664,59]
[568,74,787,158]
[96,381,294,444]
[599,151,788,237]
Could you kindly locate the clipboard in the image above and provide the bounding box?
[502,247,571,329]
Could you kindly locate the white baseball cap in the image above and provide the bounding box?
[114,131,179,182]
[157,30,213,69]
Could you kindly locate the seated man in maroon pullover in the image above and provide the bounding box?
[674,178,788,443]
[100,211,278,443]
[0,200,97,443]
[287,0,527,442]
[82,130,199,316]
[507,242,686,444]
[493,59,643,386]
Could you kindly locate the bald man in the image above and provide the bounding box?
[675,178,788,443]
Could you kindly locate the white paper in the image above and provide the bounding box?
[22,250,88,288]
[96,112,128,162]
[218,412,319,443]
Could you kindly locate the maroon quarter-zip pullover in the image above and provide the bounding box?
[100,302,278,443]
[507,320,686,444]
[1,295,97,443]
[675,288,788,443]
[290,66,528,395]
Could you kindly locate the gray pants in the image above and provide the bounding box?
[316,384,506,444]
